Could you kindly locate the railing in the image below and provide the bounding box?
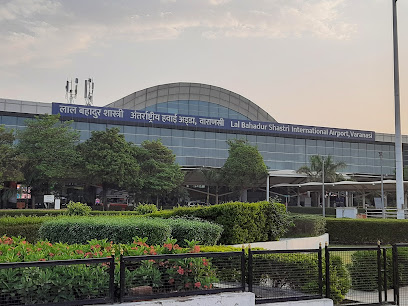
[119,251,246,303]
[0,257,115,306]
[248,248,323,304]
[4,246,408,305]
[366,208,408,218]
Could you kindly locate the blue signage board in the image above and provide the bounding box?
[52,103,375,142]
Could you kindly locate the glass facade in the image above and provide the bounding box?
[0,114,396,176]
[142,100,249,120]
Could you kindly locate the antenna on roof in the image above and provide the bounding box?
[84,78,94,106]
[65,78,78,104]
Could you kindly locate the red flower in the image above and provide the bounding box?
[194,282,201,288]
[177,266,184,275]
[185,282,191,288]
[39,258,46,261]
[21,241,27,244]
[191,245,200,253]
[202,258,208,266]
[168,278,175,284]
[49,253,54,257]
[76,250,84,255]
[163,243,173,251]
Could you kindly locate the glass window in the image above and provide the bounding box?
[124,125,136,134]
[2,116,17,125]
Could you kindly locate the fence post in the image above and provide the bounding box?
[241,247,246,291]
[318,243,323,297]
[383,247,388,302]
[109,252,115,302]
[248,246,253,293]
[325,242,330,299]
[119,249,125,303]
[377,241,382,304]
[393,244,400,305]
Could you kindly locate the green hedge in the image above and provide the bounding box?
[165,218,222,247]
[38,217,172,245]
[38,217,223,246]
[147,201,291,244]
[0,216,54,242]
[284,214,326,238]
[326,218,408,245]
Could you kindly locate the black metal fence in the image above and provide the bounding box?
[0,257,115,306]
[119,251,246,303]
[4,246,408,305]
[248,248,323,304]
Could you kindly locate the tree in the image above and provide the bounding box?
[16,115,80,207]
[200,168,223,204]
[0,125,24,188]
[297,155,346,183]
[77,128,141,210]
[136,139,184,204]
[221,139,268,202]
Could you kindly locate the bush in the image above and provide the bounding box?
[38,217,172,245]
[147,201,292,244]
[326,218,408,245]
[0,216,53,242]
[134,203,158,215]
[65,201,92,216]
[165,218,223,247]
[0,236,209,304]
[38,216,223,246]
[284,214,326,238]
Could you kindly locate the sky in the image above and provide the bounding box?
[1,0,407,134]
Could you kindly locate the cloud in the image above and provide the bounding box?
[0,0,356,68]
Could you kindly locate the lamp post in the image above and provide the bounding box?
[379,152,385,218]
[322,157,325,218]
[392,0,404,217]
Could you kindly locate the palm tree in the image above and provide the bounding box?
[200,168,223,204]
[297,155,346,183]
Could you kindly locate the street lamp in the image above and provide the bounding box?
[322,156,325,218]
[379,152,385,218]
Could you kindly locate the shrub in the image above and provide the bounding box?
[134,203,158,215]
[65,201,92,216]
[326,218,408,245]
[284,214,326,238]
[0,216,53,242]
[0,236,210,304]
[147,201,292,244]
[38,217,172,245]
[165,218,223,247]
[38,216,223,246]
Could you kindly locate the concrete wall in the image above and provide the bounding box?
[115,293,332,306]
[233,234,329,250]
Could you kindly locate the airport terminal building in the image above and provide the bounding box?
[1,82,407,206]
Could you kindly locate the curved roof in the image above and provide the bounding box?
[105,82,277,122]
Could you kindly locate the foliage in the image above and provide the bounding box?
[134,203,158,215]
[38,216,222,246]
[135,140,184,202]
[148,200,292,244]
[0,216,54,242]
[326,218,408,245]
[65,201,92,216]
[0,125,24,189]
[38,217,172,245]
[123,238,218,293]
[284,214,326,238]
[16,115,80,195]
[297,155,346,183]
[221,139,267,200]
[0,236,210,304]
[77,128,141,209]
[199,168,223,204]
[165,218,223,247]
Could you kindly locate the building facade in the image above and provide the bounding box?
[1,82,403,181]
